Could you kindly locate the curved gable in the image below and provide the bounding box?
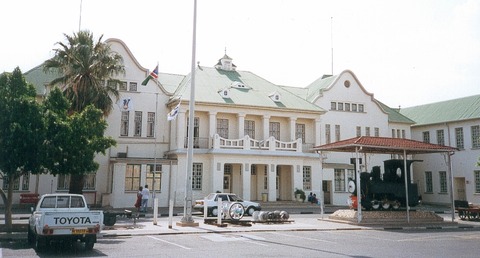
[106,38,173,95]
[105,38,148,73]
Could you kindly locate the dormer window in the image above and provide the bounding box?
[218,88,230,99]
[222,60,232,70]
[230,81,250,90]
[215,53,236,71]
[269,92,282,102]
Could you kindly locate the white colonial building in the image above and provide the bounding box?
[9,38,479,209]
[400,95,480,205]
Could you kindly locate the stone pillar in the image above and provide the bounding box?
[262,115,270,140]
[242,163,251,200]
[268,164,277,202]
[315,118,321,146]
[177,110,186,149]
[209,111,217,148]
[289,117,297,141]
[237,113,245,138]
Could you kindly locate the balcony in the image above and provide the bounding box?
[212,134,302,152]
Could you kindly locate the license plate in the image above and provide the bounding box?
[72,229,89,234]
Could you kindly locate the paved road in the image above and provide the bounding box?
[3,223,480,257]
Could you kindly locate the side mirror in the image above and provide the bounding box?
[30,206,34,213]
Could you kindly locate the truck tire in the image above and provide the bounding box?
[104,214,117,226]
[34,234,47,252]
[85,235,96,250]
[27,228,34,245]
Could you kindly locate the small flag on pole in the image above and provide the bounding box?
[167,103,180,121]
[141,65,159,86]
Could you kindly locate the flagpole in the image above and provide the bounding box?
[178,0,198,227]
[152,92,158,225]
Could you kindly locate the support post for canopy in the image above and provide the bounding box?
[355,147,362,223]
[447,152,455,222]
[319,152,325,219]
[403,150,410,223]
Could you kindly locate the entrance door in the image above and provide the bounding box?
[250,171,258,200]
[276,170,280,201]
[454,177,466,201]
[223,175,231,193]
[323,181,331,204]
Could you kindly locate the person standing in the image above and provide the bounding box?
[134,186,143,211]
[141,184,150,212]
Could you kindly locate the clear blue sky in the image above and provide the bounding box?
[2,0,479,108]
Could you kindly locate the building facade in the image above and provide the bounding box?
[400,96,480,205]
[9,38,478,208]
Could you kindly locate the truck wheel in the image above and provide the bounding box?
[34,234,46,252]
[27,228,34,245]
[104,215,117,226]
[85,235,96,251]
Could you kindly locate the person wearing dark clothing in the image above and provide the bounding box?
[134,186,143,211]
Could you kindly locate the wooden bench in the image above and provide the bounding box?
[20,193,40,206]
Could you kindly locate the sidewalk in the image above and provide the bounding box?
[1,202,478,241]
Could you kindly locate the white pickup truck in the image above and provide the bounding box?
[28,193,103,251]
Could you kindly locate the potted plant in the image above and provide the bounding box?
[294,188,306,202]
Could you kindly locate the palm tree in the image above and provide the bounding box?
[44,30,124,116]
[43,30,124,194]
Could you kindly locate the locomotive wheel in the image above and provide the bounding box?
[381,200,391,210]
[391,200,401,210]
[469,211,479,221]
[371,200,380,210]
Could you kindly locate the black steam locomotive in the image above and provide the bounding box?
[348,159,420,210]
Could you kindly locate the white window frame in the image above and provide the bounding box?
[439,171,447,193]
[192,163,203,190]
[303,166,311,190]
[425,171,433,193]
[134,111,142,137]
[147,112,155,137]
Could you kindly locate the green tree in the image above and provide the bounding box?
[42,88,116,193]
[43,30,124,193]
[0,67,45,230]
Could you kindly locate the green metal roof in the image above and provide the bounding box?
[305,75,337,102]
[23,64,61,96]
[375,100,415,124]
[171,66,325,112]
[400,94,480,126]
[157,72,185,94]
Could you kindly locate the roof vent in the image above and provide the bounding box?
[269,92,282,102]
[218,88,231,99]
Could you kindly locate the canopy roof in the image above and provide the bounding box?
[313,136,457,155]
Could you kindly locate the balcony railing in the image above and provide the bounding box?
[212,134,302,152]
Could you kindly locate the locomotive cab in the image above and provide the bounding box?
[349,159,420,211]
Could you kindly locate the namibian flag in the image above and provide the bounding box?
[141,65,159,86]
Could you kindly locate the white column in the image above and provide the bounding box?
[212,160,223,193]
[238,113,245,138]
[242,163,251,200]
[262,115,270,140]
[209,111,217,148]
[315,118,321,146]
[177,110,186,149]
[289,117,297,141]
[268,164,276,202]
